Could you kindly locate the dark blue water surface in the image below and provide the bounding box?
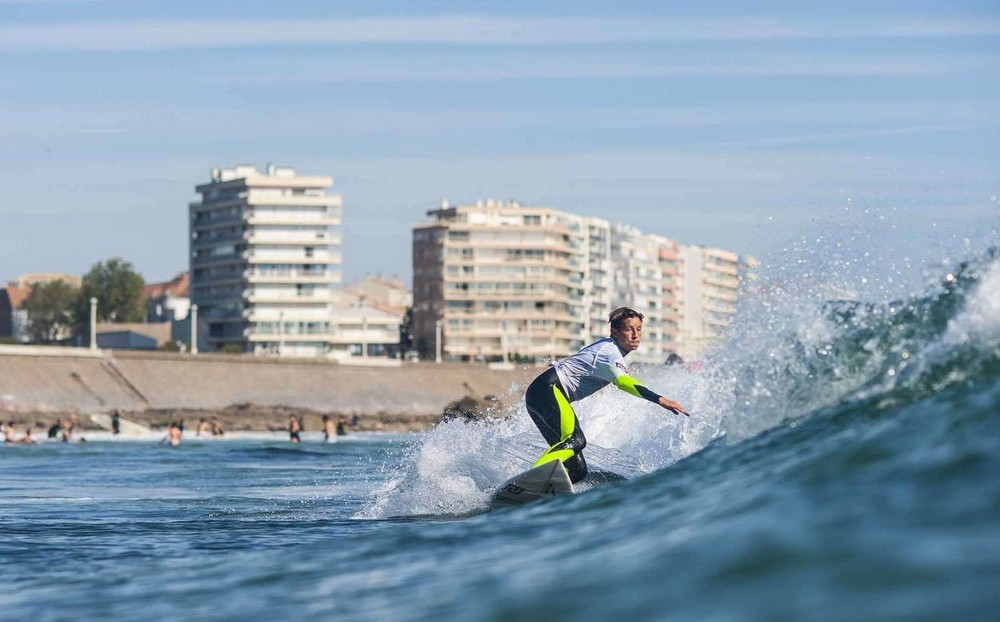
[3,253,1000,621]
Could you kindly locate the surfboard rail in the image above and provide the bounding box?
[490,461,574,509]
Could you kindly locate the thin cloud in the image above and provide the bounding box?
[218,56,971,85]
[2,16,999,52]
[1,101,993,137]
[702,124,985,149]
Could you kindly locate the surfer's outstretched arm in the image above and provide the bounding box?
[613,374,690,417]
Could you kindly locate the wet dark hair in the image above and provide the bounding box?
[608,307,644,331]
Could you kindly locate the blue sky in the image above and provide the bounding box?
[1,0,998,291]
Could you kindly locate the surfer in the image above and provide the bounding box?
[525,307,689,484]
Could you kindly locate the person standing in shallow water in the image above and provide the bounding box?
[524,307,689,484]
[288,415,301,443]
[167,422,182,447]
[322,415,336,443]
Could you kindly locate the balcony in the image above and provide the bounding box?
[245,290,333,304]
[244,232,342,245]
[246,273,333,285]
[243,251,342,264]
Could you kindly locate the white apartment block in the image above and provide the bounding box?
[328,288,404,361]
[413,199,587,363]
[609,224,682,364]
[189,164,345,357]
[677,245,757,360]
[413,199,756,363]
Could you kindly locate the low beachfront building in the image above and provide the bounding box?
[96,323,172,350]
[144,272,191,323]
[0,273,81,343]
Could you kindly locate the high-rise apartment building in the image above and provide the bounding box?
[677,245,758,360]
[189,164,343,356]
[609,224,682,364]
[413,199,755,363]
[412,199,587,362]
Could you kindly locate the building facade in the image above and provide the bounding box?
[190,164,343,356]
[0,286,30,341]
[607,224,683,364]
[677,245,758,360]
[413,199,588,363]
[144,272,191,323]
[0,273,81,342]
[413,199,756,363]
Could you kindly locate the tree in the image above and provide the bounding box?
[75,258,146,326]
[22,280,79,343]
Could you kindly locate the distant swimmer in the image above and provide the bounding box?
[322,415,336,443]
[288,414,301,443]
[524,307,689,484]
[196,418,211,437]
[210,417,225,436]
[336,418,348,437]
[48,419,64,439]
[64,414,79,441]
[167,421,182,447]
[19,427,38,445]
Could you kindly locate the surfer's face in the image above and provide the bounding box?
[612,317,643,352]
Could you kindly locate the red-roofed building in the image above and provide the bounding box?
[144,272,190,323]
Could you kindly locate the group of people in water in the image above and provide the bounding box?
[161,416,226,446]
[3,411,357,447]
[289,414,353,443]
[160,413,355,447]
[2,414,85,445]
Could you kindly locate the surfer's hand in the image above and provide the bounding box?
[658,397,689,417]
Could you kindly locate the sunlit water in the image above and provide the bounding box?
[3,249,1000,621]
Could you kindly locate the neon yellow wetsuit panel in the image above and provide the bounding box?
[532,384,578,468]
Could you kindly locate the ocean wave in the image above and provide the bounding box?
[362,249,1000,519]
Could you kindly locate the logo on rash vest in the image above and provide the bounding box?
[616,362,628,373]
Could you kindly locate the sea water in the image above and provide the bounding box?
[2,249,1000,621]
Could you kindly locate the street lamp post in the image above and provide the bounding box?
[89,297,97,351]
[435,319,443,364]
[362,316,368,359]
[190,304,198,355]
[278,311,285,357]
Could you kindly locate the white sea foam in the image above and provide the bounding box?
[944,259,1000,346]
[359,364,720,518]
[362,250,1000,518]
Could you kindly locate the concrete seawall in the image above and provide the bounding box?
[0,347,537,418]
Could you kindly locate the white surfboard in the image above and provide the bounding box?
[88,412,151,435]
[489,460,575,509]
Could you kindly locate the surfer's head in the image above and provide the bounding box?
[609,307,644,353]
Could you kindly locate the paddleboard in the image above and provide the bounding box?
[489,460,574,509]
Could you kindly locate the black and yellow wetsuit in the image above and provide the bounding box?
[526,337,664,483]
